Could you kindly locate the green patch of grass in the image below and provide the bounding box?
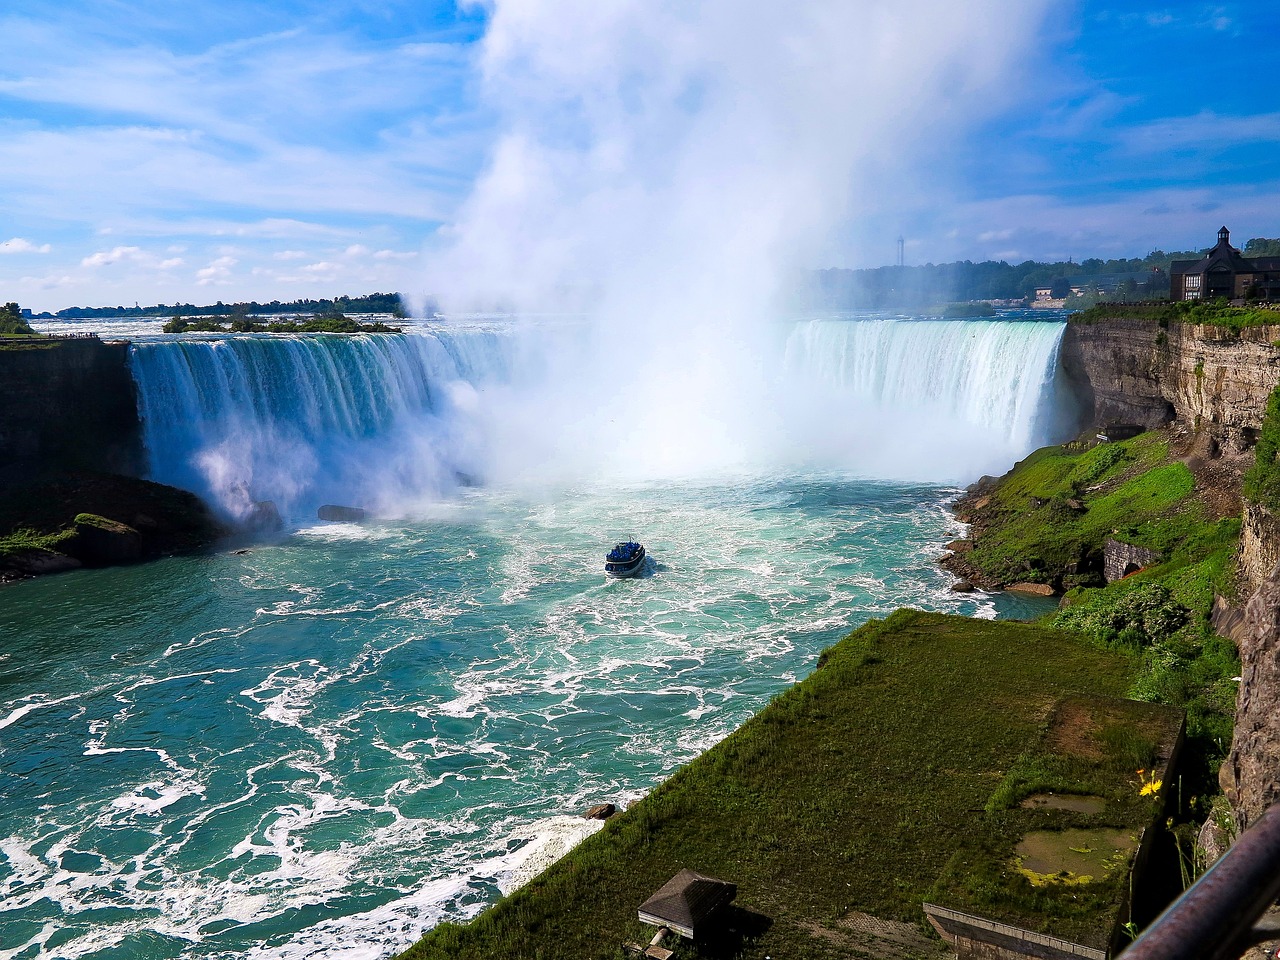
[1072,300,1280,332]
[0,525,76,558]
[961,434,1194,588]
[1244,385,1280,509]
[957,431,1238,785]
[400,611,1165,960]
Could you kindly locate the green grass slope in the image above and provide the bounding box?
[402,610,1161,960]
[1072,300,1280,332]
[947,430,1238,775]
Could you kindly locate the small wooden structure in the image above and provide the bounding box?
[638,868,737,939]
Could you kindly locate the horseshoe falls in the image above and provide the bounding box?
[0,314,1072,960]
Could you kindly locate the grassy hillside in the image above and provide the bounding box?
[401,611,1167,960]
[945,431,1239,758]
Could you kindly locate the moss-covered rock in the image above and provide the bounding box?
[0,472,228,582]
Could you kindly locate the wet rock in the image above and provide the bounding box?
[243,500,283,533]
[950,580,975,593]
[1007,582,1056,597]
[64,515,142,566]
[583,803,616,820]
[1,549,83,580]
[318,504,368,522]
[943,539,971,554]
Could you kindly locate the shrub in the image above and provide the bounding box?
[1055,583,1190,648]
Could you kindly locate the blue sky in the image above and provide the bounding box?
[1,1,1278,311]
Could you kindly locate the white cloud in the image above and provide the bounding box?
[196,255,238,285]
[374,249,418,261]
[1,237,52,254]
[1118,110,1280,153]
[82,245,146,266]
[274,249,309,260]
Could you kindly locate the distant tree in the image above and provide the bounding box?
[0,301,36,335]
[1244,238,1280,259]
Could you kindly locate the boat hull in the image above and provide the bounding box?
[605,545,646,578]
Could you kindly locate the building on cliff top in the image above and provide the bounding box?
[1170,226,1280,301]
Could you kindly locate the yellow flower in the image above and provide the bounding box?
[1140,778,1163,797]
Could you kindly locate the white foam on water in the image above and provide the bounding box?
[111,776,207,815]
[0,691,85,731]
[294,522,391,541]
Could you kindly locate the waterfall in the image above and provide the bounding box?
[129,329,515,519]
[128,317,1074,516]
[777,317,1073,480]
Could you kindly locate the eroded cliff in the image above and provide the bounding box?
[0,337,143,478]
[1062,316,1280,595]
[1060,318,1280,453]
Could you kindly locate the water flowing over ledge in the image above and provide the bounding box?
[127,315,1070,518]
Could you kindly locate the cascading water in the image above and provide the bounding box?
[777,315,1074,480]
[128,315,1073,513]
[129,326,517,519]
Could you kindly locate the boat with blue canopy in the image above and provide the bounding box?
[604,540,646,578]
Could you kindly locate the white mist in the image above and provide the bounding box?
[421,0,1060,486]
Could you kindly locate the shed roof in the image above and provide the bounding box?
[638,869,737,938]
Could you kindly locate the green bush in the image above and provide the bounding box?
[0,301,36,336]
[1055,583,1189,647]
[1244,385,1280,509]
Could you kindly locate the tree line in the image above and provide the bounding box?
[27,292,408,320]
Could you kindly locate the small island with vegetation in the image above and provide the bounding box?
[162,311,402,334]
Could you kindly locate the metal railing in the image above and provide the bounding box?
[1120,803,1280,960]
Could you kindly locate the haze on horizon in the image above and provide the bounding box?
[1,1,1279,313]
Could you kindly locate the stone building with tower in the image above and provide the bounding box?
[1170,226,1280,301]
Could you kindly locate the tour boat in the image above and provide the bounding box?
[604,540,646,578]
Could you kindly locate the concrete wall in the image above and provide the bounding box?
[924,904,1105,960]
[0,338,142,479]
[1103,539,1162,583]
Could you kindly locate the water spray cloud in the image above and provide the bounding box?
[424,0,1061,483]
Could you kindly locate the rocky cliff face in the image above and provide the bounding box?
[1241,503,1280,598]
[1221,562,1280,830]
[0,338,142,478]
[1060,319,1280,453]
[1061,317,1280,598]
